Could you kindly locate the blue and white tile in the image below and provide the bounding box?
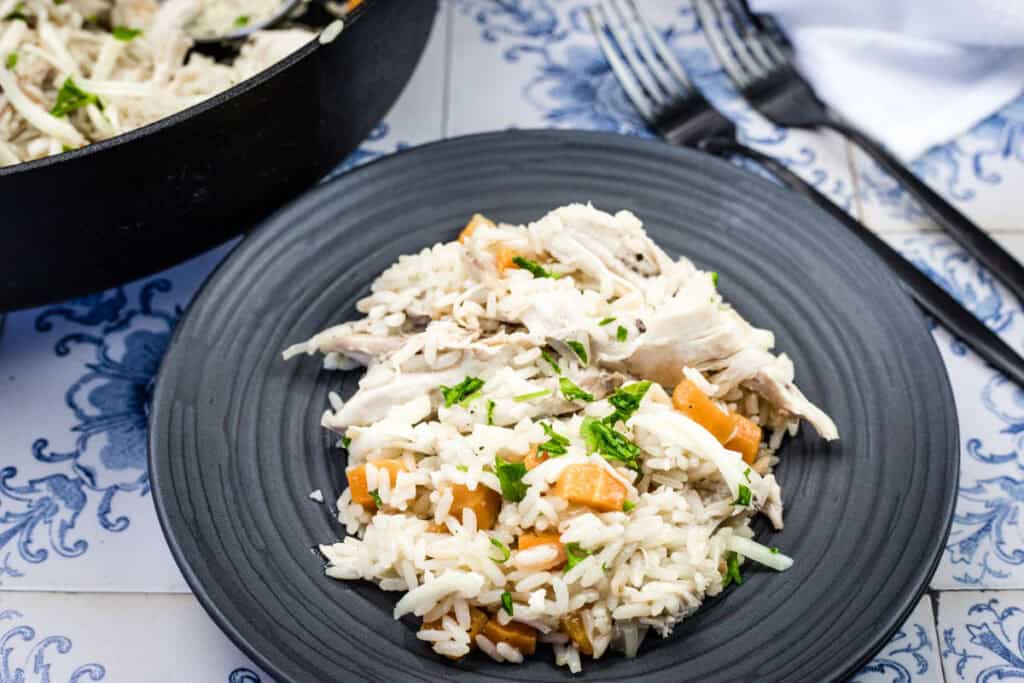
[448,0,857,212]
[854,92,1024,235]
[874,233,1024,590]
[0,592,269,681]
[0,11,451,593]
[937,591,1024,681]
[853,596,943,683]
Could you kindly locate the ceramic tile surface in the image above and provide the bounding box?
[1,1,1022,679]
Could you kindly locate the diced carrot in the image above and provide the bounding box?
[672,379,765,460]
[523,445,549,471]
[672,379,736,443]
[495,245,519,275]
[482,618,537,655]
[561,614,594,656]
[458,213,494,244]
[517,531,566,570]
[421,606,488,659]
[725,414,762,464]
[552,464,627,513]
[346,459,405,508]
[449,483,502,530]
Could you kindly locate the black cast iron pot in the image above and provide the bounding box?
[0,0,436,311]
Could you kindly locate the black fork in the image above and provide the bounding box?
[588,0,1024,388]
[693,0,1024,305]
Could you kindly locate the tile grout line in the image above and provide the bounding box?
[440,0,455,139]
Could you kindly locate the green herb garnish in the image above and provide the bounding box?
[341,436,352,449]
[616,325,627,342]
[566,340,588,365]
[512,256,560,279]
[722,552,742,587]
[580,417,641,471]
[233,14,249,26]
[623,500,635,512]
[61,144,73,152]
[5,52,16,69]
[711,271,719,286]
[440,376,484,407]
[559,376,594,402]
[564,542,590,572]
[494,456,529,502]
[369,490,382,507]
[513,389,551,402]
[4,3,28,21]
[732,484,752,506]
[489,537,511,563]
[743,467,751,482]
[112,26,141,41]
[541,349,561,374]
[598,316,616,326]
[770,547,779,554]
[486,399,495,425]
[538,422,569,456]
[500,591,514,615]
[50,77,102,117]
[603,381,652,425]
[456,465,468,472]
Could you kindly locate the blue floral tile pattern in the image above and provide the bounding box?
[938,591,1024,681]
[0,609,106,682]
[854,597,943,683]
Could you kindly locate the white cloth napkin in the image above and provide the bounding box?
[747,0,1024,161]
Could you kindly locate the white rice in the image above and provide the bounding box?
[296,205,833,672]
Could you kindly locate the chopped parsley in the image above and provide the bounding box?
[566,340,588,365]
[601,562,608,572]
[369,490,382,507]
[604,381,652,425]
[711,271,719,286]
[112,26,141,41]
[580,416,641,471]
[4,52,15,69]
[732,484,752,506]
[489,537,511,563]
[440,376,484,407]
[616,325,628,342]
[486,399,495,425]
[598,316,616,326]
[513,388,551,402]
[743,467,751,482]
[456,465,468,472]
[622,500,635,512]
[540,349,561,374]
[564,542,590,572]
[512,256,560,279]
[233,14,249,26]
[50,77,102,117]
[538,422,570,456]
[559,376,594,402]
[770,547,780,554]
[340,436,351,449]
[494,457,529,502]
[61,144,73,152]
[500,591,514,615]
[3,3,28,21]
[722,552,742,587]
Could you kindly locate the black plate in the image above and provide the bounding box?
[149,130,958,682]
[0,0,436,312]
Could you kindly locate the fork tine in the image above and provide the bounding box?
[586,6,656,121]
[596,1,668,106]
[725,0,786,71]
[691,0,759,88]
[607,0,679,99]
[627,0,694,93]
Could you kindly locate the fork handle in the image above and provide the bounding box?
[822,120,1024,304]
[700,136,1024,388]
